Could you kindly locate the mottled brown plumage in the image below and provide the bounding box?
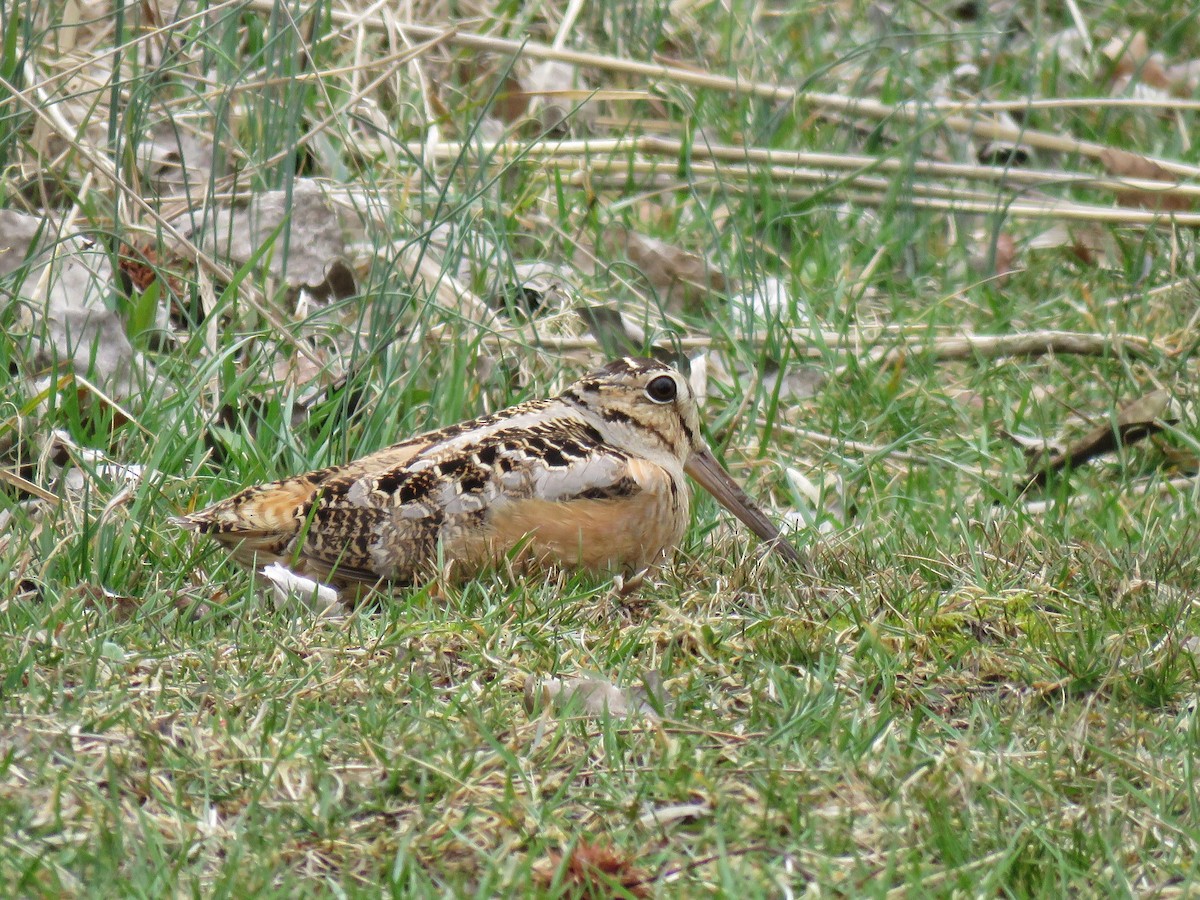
[176,357,800,588]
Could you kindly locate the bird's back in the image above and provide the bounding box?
[176,395,689,585]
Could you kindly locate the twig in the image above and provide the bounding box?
[863,330,1157,365]
[934,96,1200,113]
[1020,389,1177,491]
[451,327,1161,362]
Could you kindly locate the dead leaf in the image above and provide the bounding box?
[1099,148,1192,212]
[636,800,712,829]
[1164,59,1200,94]
[482,56,594,133]
[292,259,358,315]
[50,430,147,519]
[524,673,663,721]
[73,583,142,621]
[1102,31,1171,90]
[520,61,589,133]
[1023,388,1178,489]
[57,457,145,499]
[116,243,182,331]
[427,222,501,287]
[410,257,499,326]
[969,230,1018,284]
[783,467,840,536]
[1,213,160,399]
[762,362,824,403]
[170,179,346,288]
[395,229,500,327]
[117,245,159,293]
[1027,222,1116,268]
[533,840,651,898]
[489,68,529,126]
[992,232,1017,279]
[0,469,58,506]
[601,227,727,313]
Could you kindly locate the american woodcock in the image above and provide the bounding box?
[177,357,801,588]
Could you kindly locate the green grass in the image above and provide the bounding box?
[3,0,1200,895]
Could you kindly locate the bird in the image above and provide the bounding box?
[176,356,801,590]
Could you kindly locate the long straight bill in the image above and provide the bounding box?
[684,447,802,564]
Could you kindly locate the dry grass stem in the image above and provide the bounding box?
[265,9,1200,179]
[414,136,1200,204]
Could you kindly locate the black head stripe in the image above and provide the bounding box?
[597,357,669,378]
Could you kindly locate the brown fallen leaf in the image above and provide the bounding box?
[117,243,189,317]
[1099,148,1193,212]
[533,840,651,898]
[993,232,1017,280]
[969,230,1018,284]
[1102,31,1171,90]
[601,227,727,313]
[292,258,358,313]
[1165,59,1200,95]
[73,583,142,621]
[1023,388,1178,490]
[117,245,158,293]
[1027,222,1116,268]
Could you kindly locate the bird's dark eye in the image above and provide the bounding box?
[644,375,677,403]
